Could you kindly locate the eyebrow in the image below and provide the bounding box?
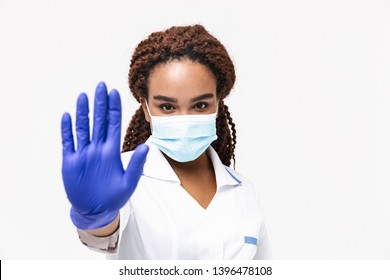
[190,93,214,103]
[153,93,214,103]
[153,95,178,103]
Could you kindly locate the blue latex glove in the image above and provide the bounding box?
[61,82,149,230]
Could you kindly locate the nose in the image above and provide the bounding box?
[176,108,191,115]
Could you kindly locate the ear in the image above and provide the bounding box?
[140,98,151,123]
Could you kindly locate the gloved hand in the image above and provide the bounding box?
[61,82,149,230]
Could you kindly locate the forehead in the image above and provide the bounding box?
[148,59,217,99]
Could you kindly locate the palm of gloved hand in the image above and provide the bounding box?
[61,82,149,229]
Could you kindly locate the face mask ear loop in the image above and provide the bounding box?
[144,99,153,119]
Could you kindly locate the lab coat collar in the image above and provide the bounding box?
[142,138,241,188]
[206,144,242,188]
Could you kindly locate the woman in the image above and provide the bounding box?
[61,24,271,259]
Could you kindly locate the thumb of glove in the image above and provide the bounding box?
[122,143,149,195]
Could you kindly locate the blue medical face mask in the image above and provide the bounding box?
[145,102,218,162]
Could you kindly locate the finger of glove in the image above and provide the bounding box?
[75,93,90,150]
[92,82,108,144]
[123,144,149,192]
[107,89,122,152]
[61,112,75,156]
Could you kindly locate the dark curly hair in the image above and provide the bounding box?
[122,24,237,167]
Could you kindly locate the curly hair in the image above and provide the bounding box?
[122,24,237,167]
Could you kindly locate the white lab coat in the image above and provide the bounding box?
[104,138,272,260]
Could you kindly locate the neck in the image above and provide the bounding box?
[165,152,212,174]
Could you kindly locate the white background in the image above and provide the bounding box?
[0,0,389,260]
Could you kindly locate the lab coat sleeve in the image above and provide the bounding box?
[253,226,273,259]
[252,179,273,259]
[77,227,120,254]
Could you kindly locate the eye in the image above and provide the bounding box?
[193,102,208,110]
[159,104,175,111]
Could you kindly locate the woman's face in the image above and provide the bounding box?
[141,59,218,122]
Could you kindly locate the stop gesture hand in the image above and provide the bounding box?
[61,82,149,230]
